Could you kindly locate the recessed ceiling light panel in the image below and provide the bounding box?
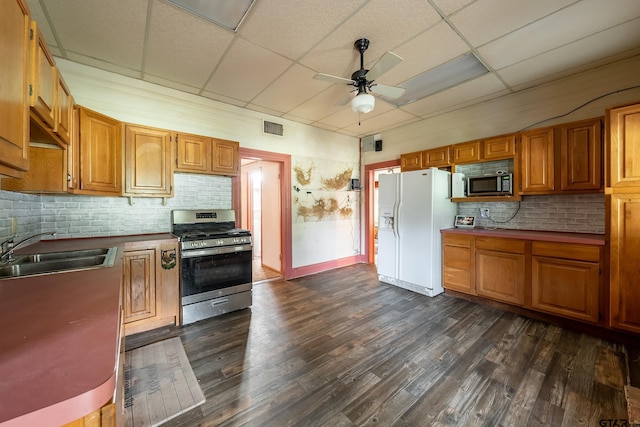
[167,0,257,31]
[382,53,489,106]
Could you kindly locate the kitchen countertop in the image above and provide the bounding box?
[441,227,606,245]
[0,233,175,427]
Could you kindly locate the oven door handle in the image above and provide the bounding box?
[181,244,253,258]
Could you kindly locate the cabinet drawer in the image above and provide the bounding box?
[475,237,525,253]
[442,233,473,247]
[532,241,600,262]
[443,245,471,270]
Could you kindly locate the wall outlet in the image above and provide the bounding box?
[11,217,17,234]
[480,208,490,219]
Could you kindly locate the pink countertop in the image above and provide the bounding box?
[0,233,175,426]
[441,227,606,245]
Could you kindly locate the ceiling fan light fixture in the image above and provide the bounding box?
[352,92,375,114]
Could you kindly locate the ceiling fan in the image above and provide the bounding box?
[314,38,406,114]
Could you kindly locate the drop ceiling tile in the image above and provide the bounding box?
[497,18,640,88]
[316,107,363,129]
[239,0,367,60]
[204,38,292,101]
[40,0,148,70]
[64,51,142,79]
[300,0,441,77]
[251,64,332,113]
[341,108,418,135]
[400,73,509,117]
[25,0,58,49]
[479,0,640,70]
[430,0,476,16]
[381,21,471,86]
[288,85,356,122]
[449,0,577,46]
[144,0,235,88]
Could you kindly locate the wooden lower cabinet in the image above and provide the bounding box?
[122,239,179,336]
[609,194,640,334]
[442,234,474,294]
[531,242,601,323]
[442,232,607,326]
[475,237,526,305]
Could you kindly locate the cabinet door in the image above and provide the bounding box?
[520,127,555,194]
[78,107,122,195]
[476,249,525,305]
[29,20,57,130]
[124,125,173,197]
[559,118,602,191]
[442,234,474,294]
[67,107,80,190]
[423,146,451,167]
[607,103,640,188]
[0,0,30,176]
[453,141,481,164]
[1,146,67,193]
[532,256,599,323]
[55,73,74,145]
[609,194,640,334]
[400,151,423,171]
[483,135,516,160]
[123,249,156,324]
[176,133,209,172]
[211,138,239,176]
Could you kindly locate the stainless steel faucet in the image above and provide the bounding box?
[0,232,57,263]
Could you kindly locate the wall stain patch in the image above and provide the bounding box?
[322,168,353,190]
[293,164,313,186]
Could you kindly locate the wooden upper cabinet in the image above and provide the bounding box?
[124,125,174,197]
[55,73,74,145]
[29,20,57,131]
[175,134,239,176]
[423,146,451,168]
[520,126,555,194]
[400,151,423,172]
[559,118,602,192]
[607,103,640,189]
[212,138,239,176]
[0,0,31,177]
[77,107,122,195]
[67,107,80,190]
[483,135,516,160]
[175,133,209,173]
[452,141,481,164]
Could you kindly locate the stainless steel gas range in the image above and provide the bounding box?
[171,209,252,325]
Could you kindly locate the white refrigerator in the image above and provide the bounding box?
[377,168,456,297]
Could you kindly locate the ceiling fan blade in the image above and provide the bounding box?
[366,51,402,81]
[370,84,405,99]
[314,73,354,85]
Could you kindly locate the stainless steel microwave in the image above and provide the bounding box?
[466,173,513,196]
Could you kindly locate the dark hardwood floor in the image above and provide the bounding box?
[128,264,630,426]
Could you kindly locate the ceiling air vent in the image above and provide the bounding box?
[263,120,284,136]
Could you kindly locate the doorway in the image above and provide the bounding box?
[364,160,401,265]
[241,159,282,282]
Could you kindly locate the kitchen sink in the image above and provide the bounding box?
[0,247,118,279]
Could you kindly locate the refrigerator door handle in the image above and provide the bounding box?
[393,201,400,238]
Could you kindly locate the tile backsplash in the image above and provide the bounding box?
[0,173,232,240]
[455,159,605,234]
[456,193,605,233]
